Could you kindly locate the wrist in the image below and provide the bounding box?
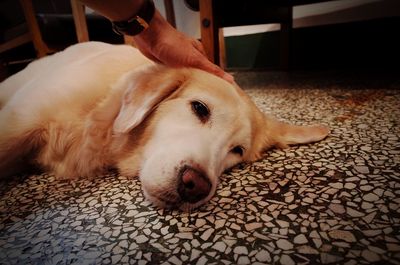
[111,0,155,36]
[133,10,168,44]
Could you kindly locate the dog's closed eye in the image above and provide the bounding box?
[191,100,210,123]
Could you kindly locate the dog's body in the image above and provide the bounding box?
[0,42,329,210]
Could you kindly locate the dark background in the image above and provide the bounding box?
[1,0,400,80]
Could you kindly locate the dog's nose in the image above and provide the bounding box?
[178,166,211,204]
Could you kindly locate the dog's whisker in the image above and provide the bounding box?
[150,187,183,208]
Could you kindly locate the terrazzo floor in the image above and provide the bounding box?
[1,70,399,265]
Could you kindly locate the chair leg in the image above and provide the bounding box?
[218,28,226,69]
[71,0,89,43]
[199,0,219,65]
[19,0,52,57]
[163,0,176,28]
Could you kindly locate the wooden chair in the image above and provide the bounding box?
[1,0,177,58]
[198,0,333,70]
[0,0,89,58]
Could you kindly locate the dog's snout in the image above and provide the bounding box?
[178,166,211,204]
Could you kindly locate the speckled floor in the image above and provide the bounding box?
[1,71,399,265]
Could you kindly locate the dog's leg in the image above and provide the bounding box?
[0,128,45,178]
[0,107,46,178]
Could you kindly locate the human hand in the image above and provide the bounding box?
[133,11,234,83]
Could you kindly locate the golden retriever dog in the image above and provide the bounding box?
[0,42,329,210]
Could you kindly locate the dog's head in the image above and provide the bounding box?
[110,65,329,210]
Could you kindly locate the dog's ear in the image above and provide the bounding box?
[267,115,329,147]
[249,112,329,160]
[113,65,189,134]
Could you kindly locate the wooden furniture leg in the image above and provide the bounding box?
[218,28,226,69]
[199,0,219,64]
[0,33,31,54]
[164,0,176,27]
[19,0,53,57]
[71,0,89,43]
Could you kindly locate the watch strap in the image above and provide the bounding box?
[112,0,155,36]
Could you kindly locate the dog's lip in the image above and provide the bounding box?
[154,193,181,206]
[142,181,184,209]
[143,189,181,209]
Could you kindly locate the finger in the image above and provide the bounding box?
[192,55,234,83]
[141,50,162,64]
[192,39,207,56]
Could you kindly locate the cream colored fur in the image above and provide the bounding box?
[0,42,329,210]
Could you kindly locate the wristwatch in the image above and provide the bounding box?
[111,0,155,36]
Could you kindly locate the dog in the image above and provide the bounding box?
[0,42,329,210]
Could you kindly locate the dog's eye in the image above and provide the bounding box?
[191,100,210,122]
[231,146,244,156]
